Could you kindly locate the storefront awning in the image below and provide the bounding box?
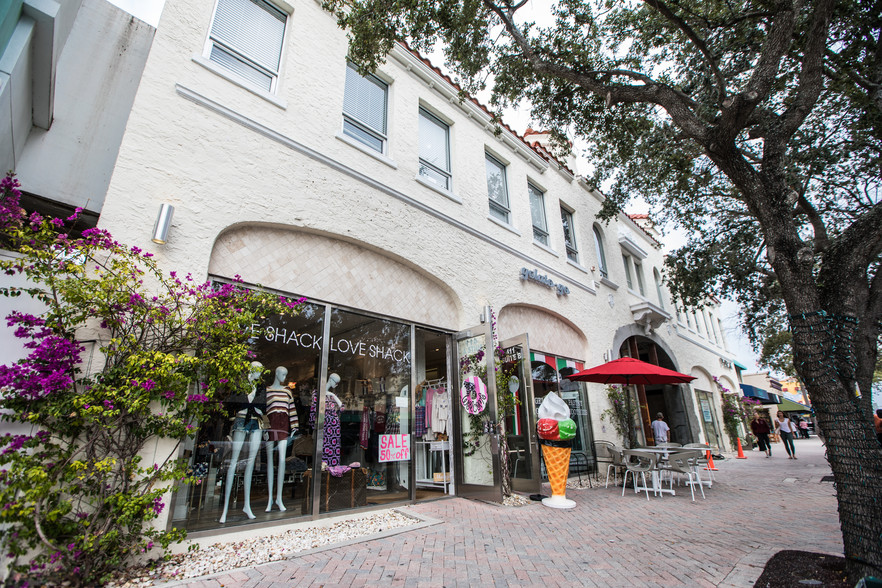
[741,384,782,405]
[776,398,812,413]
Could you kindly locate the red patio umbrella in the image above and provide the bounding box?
[566,357,696,386]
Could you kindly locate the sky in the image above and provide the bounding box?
[107,0,165,26]
[105,0,762,373]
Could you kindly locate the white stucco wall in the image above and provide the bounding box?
[14,0,154,213]
[95,0,742,529]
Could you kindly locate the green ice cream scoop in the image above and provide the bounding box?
[558,418,577,440]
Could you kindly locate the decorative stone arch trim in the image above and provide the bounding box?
[208,223,461,328]
[497,304,587,359]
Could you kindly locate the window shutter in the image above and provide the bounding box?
[419,111,449,171]
[211,0,286,74]
[343,64,387,134]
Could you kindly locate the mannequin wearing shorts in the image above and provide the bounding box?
[219,361,268,523]
[265,366,298,512]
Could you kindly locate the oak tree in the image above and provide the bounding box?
[325,0,882,578]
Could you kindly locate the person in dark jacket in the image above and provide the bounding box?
[750,414,772,458]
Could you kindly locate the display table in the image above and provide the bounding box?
[415,440,450,494]
[301,467,367,514]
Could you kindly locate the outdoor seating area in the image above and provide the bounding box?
[595,441,715,501]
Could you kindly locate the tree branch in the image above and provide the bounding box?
[482,0,709,140]
[779,0,837,138]
[642,0,728,101]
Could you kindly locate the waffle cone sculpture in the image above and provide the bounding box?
[536,392,577,509]
[541,444,572,497]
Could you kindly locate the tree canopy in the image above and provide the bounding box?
[324,0,881,578]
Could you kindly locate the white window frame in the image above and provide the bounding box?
[486,153,510,223]
[529,183,549,246]
[418,108,451,190]
[204,0,288,93]
[342,62,389,154]
[634,260,645,296]
[622,253,634,290]
[561,207,578,262]
[654,269,665,308]
[593,225,607,277]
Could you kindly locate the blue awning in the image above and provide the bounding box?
[741,383,768,400]
[741,384,782,405]
[733,360,748,371]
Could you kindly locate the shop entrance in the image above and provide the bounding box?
[499,334,541,494]
[452,326,543,500]
[453,322,503,502]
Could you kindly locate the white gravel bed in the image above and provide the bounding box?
[107,510,419,587]
[501,493,531,507]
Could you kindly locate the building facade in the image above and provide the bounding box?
[6,0,741,537]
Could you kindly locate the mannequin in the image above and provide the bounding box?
[310,373,343,466]
[219,361,267,524]
[265,365,297,512]
[326,373,343,408]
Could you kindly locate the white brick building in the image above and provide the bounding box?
[92,0,738,535]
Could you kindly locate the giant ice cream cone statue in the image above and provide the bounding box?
[537,392,577,509]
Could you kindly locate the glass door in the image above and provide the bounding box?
[499,334,541,493]
[696,389,722,449]
[452,323,502,502]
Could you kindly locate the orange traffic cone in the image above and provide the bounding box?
[736,438,747,459]
[705,450,719,471]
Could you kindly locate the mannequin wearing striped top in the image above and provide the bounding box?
[266,366,298,512]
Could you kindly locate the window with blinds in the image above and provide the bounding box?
[562,207,578,262]
[529,183,548,245]
[592,225,606,276]
[486,154,510,223]
[418,109,451,189]
[342,62,388,153]
[207,0,287,92]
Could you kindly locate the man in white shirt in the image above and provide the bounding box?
[651,412,670,445]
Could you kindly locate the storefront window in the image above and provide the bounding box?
[316,308,412,512]
[174,300,325,531]
[172,296,452,530]
[530,355,596,475]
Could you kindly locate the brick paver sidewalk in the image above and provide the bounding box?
[170,436,841,587]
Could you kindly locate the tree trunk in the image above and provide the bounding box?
[498,422,511,497]
[790,311,882,581]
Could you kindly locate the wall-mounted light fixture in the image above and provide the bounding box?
[151,203,175,244]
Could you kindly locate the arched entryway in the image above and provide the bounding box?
[617,335,697,446]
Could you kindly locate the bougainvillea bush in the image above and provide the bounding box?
[0,174,299,586]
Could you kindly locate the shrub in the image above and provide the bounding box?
[0,174,299,585]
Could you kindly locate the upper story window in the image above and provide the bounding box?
[593,225,607,277]
[418,108,451,190]
[206,0,287,92]
[694,311,703,336]
[622,254,633,290]
[704,311,716,343]
[685,309,693,329]
[653,269,664,308]
[486,154,510,223]
[529,183,549,246]
[561,207,578,262]
[717,318,728,350]
[633,260,645,296]
[343,62,388,153]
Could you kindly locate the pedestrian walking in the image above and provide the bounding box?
[774,411,797,459]
[799,419,809,438]
[750,414,772,457]
[651,412,670,444]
